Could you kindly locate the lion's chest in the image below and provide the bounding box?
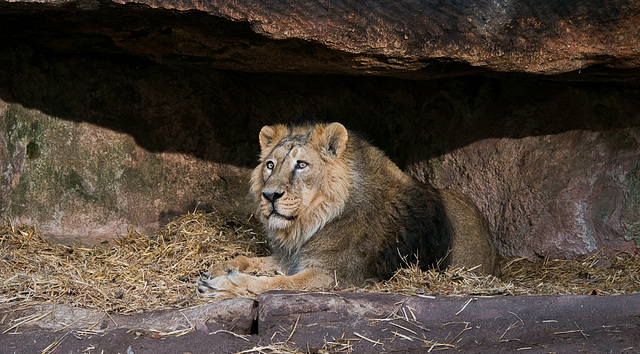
[273,250,303,275]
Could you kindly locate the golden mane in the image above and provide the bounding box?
[249,123,352,252]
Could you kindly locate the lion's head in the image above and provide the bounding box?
[250,122,352,252]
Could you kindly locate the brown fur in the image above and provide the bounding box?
[440,189,499,276]
[197,122,498,297]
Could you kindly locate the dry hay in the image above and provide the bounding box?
[0,211,268,314]
[1,211,639,314]
[366,252,640,297]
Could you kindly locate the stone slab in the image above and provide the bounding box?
[259,291,640,352]
[0,298,256,334]
[1,292,638,353]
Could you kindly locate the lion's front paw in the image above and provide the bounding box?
[207,255,255,278]
[196,272,261,298]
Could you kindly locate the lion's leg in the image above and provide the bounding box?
[197,268,334,297]
[208,255,282,277]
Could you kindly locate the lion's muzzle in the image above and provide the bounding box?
[261,189,297,227]
[268,210,296,221]
[262,190,284,203]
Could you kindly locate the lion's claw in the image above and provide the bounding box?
[196,272,256,298]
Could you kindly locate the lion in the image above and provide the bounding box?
[197,122,498,297]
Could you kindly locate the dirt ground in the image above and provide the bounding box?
[2,291,639,353]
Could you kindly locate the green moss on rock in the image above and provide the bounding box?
[4,103,252,239]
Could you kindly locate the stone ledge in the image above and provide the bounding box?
[259,291,640,352]
[0,298,257,334]
[2,292,639,352]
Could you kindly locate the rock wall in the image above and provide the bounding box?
[0,101,253,240]
[0,0,639,257]
[405,79,640,258]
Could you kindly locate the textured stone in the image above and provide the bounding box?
[258,291,640,352]
[420,131,640,258]
[406,78,640,257]
[4,292,639,352]
[1,0,639,78]
[87,0,640,75]
[0,102,254,241]
[1,298,257,333]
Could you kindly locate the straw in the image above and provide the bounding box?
[1,211,639,316]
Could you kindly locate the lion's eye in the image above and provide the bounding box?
[265,161,275,170]
[295,161,308,170]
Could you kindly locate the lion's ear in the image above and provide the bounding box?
[258,125,283,150]
[319,122,348,158]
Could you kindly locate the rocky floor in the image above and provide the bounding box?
[2,291,639,353]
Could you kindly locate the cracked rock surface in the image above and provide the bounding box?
[2,292,639,352]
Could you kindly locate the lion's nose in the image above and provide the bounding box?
[262,190,284,203]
